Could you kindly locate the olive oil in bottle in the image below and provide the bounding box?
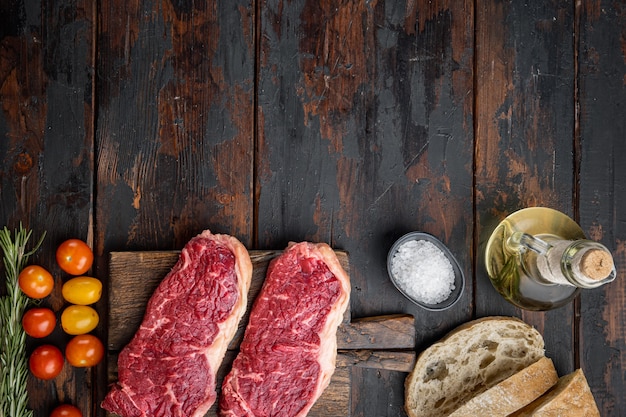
[484,207,616,311]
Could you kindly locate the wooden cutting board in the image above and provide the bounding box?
[106,250,416,416]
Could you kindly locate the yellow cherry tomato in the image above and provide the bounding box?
[61,305,99,335]
[62,277,102,305]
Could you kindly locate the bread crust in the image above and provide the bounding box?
[448,357,558,416]
[509,369,601,417]
[405,316,545,417]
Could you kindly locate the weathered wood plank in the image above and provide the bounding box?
[0,0,96,415]
[95,0,255,251]
[256,1,474,415]
[577,1,626,415]
[95,0,255,414]
[337,350,416,373]
[338,314,415,350]
[0,0,95,248]
[474,0,577,377]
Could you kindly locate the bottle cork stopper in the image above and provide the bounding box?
[580,249,614,281]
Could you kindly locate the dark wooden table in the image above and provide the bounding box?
[1,1,625,416]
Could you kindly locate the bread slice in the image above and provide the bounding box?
[405,316,545,417]
[448,357,558,416]
[509,368,600,417]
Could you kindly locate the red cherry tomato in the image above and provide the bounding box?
[50,404,83,417]
[22,307,56,338]
[65,334,104,367]
[56,239,93,275]
[29,344,64,380]
[18,265,54,299]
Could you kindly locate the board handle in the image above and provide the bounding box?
[337,314,415,350]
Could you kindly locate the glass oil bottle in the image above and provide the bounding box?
[484,207,617,311]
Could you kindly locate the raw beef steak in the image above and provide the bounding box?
[102,230,252,417]
[219,241,350,417]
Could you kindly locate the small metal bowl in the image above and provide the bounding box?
[387,232,465,311]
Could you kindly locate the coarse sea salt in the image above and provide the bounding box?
[390,239,455,305]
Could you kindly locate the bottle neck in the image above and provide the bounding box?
[535,239,616,288]
[560,240,616,287]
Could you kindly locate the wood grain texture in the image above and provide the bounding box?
[474,0,577,377]
[337,314,415,350]
[256,2,474,415]
[94,1,255,414]
[0,0,96,414]
[256,0,475,310]
[337,350,416,373]
[95,0,255,251]
[577,1,626,414]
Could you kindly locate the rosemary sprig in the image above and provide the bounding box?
[0,224,45,417]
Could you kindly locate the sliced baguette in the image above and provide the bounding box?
[509,368,601,417]
[448,357,558,416]
[405,316,545,417]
